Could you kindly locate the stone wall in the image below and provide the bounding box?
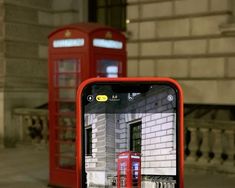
[0,0,84,146]
[1,0,51,146]
[116,112,176,176]
[126,0,235,105]
[116,86,176,176]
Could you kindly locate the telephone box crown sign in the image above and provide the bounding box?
[105,31,112,39]
[65,30,71,37]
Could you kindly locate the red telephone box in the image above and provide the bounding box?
[48,23,126,188]
[117,151,141,188]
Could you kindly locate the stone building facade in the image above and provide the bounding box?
[126,0,235,105]
[0,0,86,146]
[85,86,176,187]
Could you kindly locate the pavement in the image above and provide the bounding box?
[0,145,235,188]
[0,144,48,188]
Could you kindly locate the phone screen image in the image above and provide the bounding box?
[81,82,180,188]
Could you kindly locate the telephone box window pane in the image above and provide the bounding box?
[58,117,75,128]
[58,129,75,141]
[132,162,139,186]
[59,157,75,169]
[93,39,123,49]
[97,59,121,77]
[58,75,77,87]
[58,102,75,113]
[59,143,75,169]
[106,66,118,78]
[57,59,78,73]
[59,89,75,100]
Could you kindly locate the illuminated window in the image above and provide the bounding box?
[93,39,123,49]
[97,59,120,77]
[53,39,84,48]
[106,65,118,77]
[89,0,127,30]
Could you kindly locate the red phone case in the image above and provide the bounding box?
[76,77,184,188]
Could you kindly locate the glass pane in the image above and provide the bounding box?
[97,8,106,24]
[131,122,141,153]
[97,0,106,7]
[58,102,75,113]
[108,0,122,5]
[58,129,75,141]
[89,0,126,30]
[110,7,122,28]
[59,157,76,169]
[59,143,75,168]
[58,117,75,128]
[59,89,75,100]
[97,59,121,77]
[86,128,92,155]
[83,83,178,187]
[57,59,78,72]
[58,74,77,87]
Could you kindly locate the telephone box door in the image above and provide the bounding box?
[49,54,84,187]
[117,159,128,188]
[117,152,141,188]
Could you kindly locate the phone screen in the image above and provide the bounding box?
[81,82,179,188]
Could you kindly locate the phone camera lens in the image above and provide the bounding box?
[87,95,94,102]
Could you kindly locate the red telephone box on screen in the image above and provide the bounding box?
[48,23,126,188]
[117,151,141,188]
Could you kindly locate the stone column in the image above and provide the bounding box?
[186,127,198,163]
[223,129,235,167]
[210,129,222,165]
[198,128,209,164]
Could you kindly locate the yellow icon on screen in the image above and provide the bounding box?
[96,95,108,102]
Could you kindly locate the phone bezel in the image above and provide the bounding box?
[76,77,184,188]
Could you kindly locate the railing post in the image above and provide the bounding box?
[210,129,222,165]
[186,127,198,163]
[223,129,235,167]
[24,115,32,142]
[14,113,23,142]
[40,116,48,144]
[198,128,210,164]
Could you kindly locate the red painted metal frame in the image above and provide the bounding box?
[48,23,126,188]
[48,54,83,188]
[76,77,184,188]
[117,151,141,188]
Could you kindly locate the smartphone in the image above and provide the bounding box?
[76,78,184,188]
